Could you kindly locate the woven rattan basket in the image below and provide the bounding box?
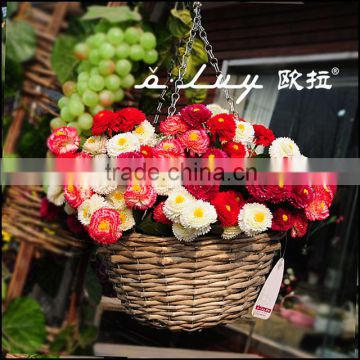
[100,231,282,331]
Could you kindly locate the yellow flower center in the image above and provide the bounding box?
[235,196,240,202]
[233,145,239,150]
[135,126,144,135]
[56,130,66,136]
[303,189,308,195]
[254,212,265,222]
[208,154,215,159]
[289,143,293,150]
[132,185,141,192]
[320,201,326,209]
[238,123,245,132]
[119,212,126,223]
[282,214,288,222]
[88,138,96,143]
[189,132,199,141]
[163,143,173,150]
[218,118,224,123]
[67,185,75,192]
[141,150,148,156]
[114,192,123,201]
[98,220,109,231]
[83,207,89,218]
[118,138,127,146]
[323,185,330,192]
[225,205,231,212]
[194,208,204,218]
[193,108,200,112]
[175,195,185,204]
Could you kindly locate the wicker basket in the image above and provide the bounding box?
[100,231,282,332]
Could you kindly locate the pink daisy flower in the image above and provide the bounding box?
[155,139,184,158]
[159,115,190,136]
[124,185,157,210]
[64,184,93,209]
[178,129,210,156]
[47,127,80,155]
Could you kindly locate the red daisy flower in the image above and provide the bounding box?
[202,148,228,159]
[66,215,86,235]
[271,208,293,231]
[253,124,275,147]
[185,184,220,201]
[153,201,171,224]
[40,198,60,221]
[290,185,314,208]
[180,104,212,129]
[159,115,190,136]
[304,193,330,221]
[223,141,246,158]
[113,107,146,133]
[246,185,292,204]
[206,113,236,142]
[92,110,116,136]
[139,145,158,158]
[290,211,309,238]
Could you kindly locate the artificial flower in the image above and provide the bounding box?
[117,207,135,231]
[178,129,210,156]
[253,124,275,147]
[246,185,292,204]
[206,113,236,142]
[172,223,205,242]
[88,208,122,244]
[106,186,127,210]
[153,171,182,196]
[159,115,190,136]
[47,126,80,155]
[222,225,242,239]
[77,194,109,226]
[140,145,158,158]
[64,184,93,209]
[106,132,140,157]
[92,110,116,136]
[238,202,273,236]
[163,187,195,222]
[124,184,157,210]
[47,185,65,206]
[290,211,308,238]
[223,141,246,158]
[155,138,184,158]
[179,199,217,230]
[153,201,172,224]
[233,120,254,145]
[180,104,212,129]
[83,135,107,155]
[113,107,146,133]
[132,120,156,146]
[271,208,293,231]
[269,137,301,158]
[185,184,219,202]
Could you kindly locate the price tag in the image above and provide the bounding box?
[252,257,284,320]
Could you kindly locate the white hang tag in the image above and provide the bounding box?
[252,257,284,320]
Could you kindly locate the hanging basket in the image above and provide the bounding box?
[99,231,281,331]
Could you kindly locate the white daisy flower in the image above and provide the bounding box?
[117,207,135,231]
[152,171,182,196]
[269,137,301,158]
[172,223,209,242]
[238,203,272,236]
[106,186,127,210]
[83,136,107,155]
[77,194,109,226]
[222,226,242,240]
[132,120,156,146]
[233,120,255,145]
[163,187,194,222]
[47,185,65,206]
[64,202,76,215]
[106,132,140,157]
[206,104,229,116]
[91,174,117,195]
[180,200,217,230]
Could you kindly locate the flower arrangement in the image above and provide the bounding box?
[45,103,336,245]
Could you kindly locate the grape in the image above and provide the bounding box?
[78,72,89,82]
[116,43,130,59]
[50,117,66,130]
[88,75,105,92]
[98,60,115,76]
[107,27,124,45]
[140,32,156,50]
[93,33,107,48]
[62,81,77,97]
[143,49,158,65]
[60,106,75,122]
[78,113,93,130]
[82,89,99,107]
[99,90,115,107]
[78,61,92,73]
[113,88,125,102]
[67,122,82,134]
[70,93,82,102]
[105,74,121,91]
[69,98,85,116]
[99,43,115,59]
[115,59,132,77]
[86,35,97,47]
[89,49,101,65]
[90,104,105,116]
[121,74,135,89]
[90,68,100,76]
[77,81,88,96]
[124,27,141,44]
[74,43,89,60]
[129,45,145,61]
[58,96,69,109]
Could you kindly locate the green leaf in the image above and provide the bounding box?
[4,55,23,97]
[51,35,79,84]
[191,38,208,66]
[77,326,98,348]
[2,279,7,302]
[7,2,19,18]
[84,265,102,304]
[5,19,36,63]
[49,325,74,353]
[2,297,46,354]
[136,212,172,236]
[185,86,208,104]
[81,5,141,23]
[167,9,191,38]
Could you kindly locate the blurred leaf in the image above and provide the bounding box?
[167,9,191,38]
[2,279,7,301]
[51,35,79,84]
[2,297,46,354]
[5,19,36,63]
[81,5,141,23]
[185,86,208,104]
[191,38,208,66]
[49,325,74,353]
[136,212,172,236]
[6,2,18,17]
[84,265,102,304]
[4,56,23,97]
[77,326,98,348]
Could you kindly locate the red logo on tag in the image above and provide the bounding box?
[255,305,271,313]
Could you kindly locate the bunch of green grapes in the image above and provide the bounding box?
[50,26,158,137]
